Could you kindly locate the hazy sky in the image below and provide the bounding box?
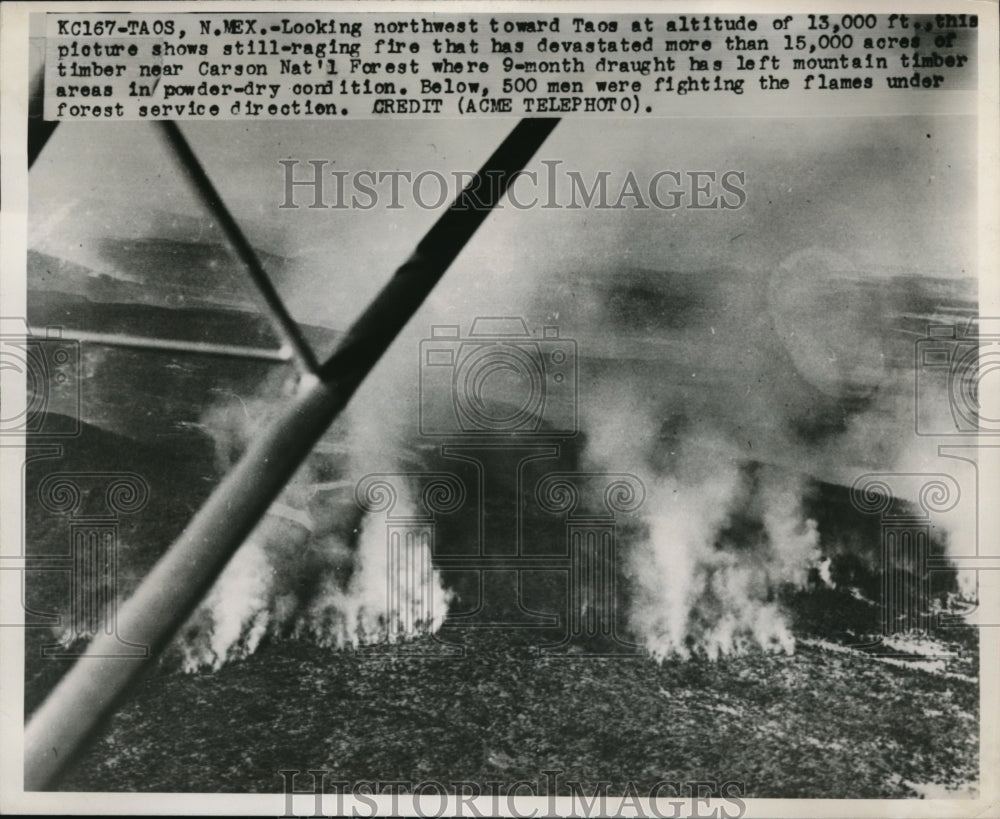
[30,114,975,327]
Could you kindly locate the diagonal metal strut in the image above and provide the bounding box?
[24,117,560,791]
[28,69,58,169]
[28,84,306,368]
[156,120,320,374]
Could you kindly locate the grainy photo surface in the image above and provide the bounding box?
[1,2,998,816]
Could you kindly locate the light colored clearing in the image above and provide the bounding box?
[883,632,958,659]
[903,780,980,799]
[798,638,977,685]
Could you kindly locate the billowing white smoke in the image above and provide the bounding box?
[171,246,973,669]
[178,533,273,672]
[619,434,820,661]
[573,255,978,658]
[175,381,451,672]
[292,491,451,650]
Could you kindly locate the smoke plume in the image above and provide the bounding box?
[170,250,974,669]
[175,377,451,672]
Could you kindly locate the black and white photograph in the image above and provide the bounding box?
[1,2,998,815]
